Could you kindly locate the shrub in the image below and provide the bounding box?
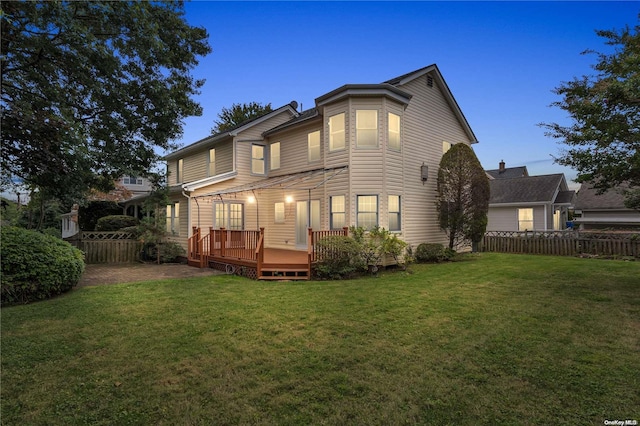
[141,241,186,263]
[415,243,454,263]
[314,235,364,279]
[1,227,85,305]
[95,215,139,231]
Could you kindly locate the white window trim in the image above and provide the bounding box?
[330,195,346,230]
[251,144,266,175]
[308,130,321,163]
[356,109,379,149]
[388,194,401,232]
[357,195,378,229]
[329,113,346,152]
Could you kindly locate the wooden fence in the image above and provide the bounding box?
[482,230,640,258]
[68,231,142,264]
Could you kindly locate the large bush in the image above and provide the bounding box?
[1,227,85,305]
[415,243,455,263]
[95,215,139,231]
[314,235,364,279]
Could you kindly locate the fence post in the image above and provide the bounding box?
[220,227,226,258]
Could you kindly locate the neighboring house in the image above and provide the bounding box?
[486,173,575,232]
[164,64,478,259]
[486,160,528,180]
[573,183,640,230]
[118,176,154,218]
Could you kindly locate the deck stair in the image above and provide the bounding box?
[259,263,310,280]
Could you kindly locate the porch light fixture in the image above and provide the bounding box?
[421,162,429,185]
[285,195,294,203]
[247,195,256,203]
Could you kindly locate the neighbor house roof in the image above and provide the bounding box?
[574,183,631,210]
[489,174,571,205]
[486,166,529,180]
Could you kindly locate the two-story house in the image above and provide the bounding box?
[165,64,478,278]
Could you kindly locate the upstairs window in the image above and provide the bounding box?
[123,176,143,185]
[356,110,378,148]
[270,142,280,170]
[388,113,401,151]
[329,113,346,151]
[251,144,265,175]
[308,130,321,162]
[177,158,184,183]
[208,148,216,176]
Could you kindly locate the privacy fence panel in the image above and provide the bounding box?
[72,232,142,264]
[482,230,640,258]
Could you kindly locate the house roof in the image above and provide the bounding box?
[489,174,570,205]
[486,166,528,179]
[165,102,299,160]
[263,108,320,136]
[574,182,631,210]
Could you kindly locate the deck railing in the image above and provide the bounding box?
[189,227,264,267]
[308,227,350,263]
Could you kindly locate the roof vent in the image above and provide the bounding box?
[426,75,434,88]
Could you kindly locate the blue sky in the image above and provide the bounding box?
[178,1,638,189]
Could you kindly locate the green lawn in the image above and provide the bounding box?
[2,253,639,425]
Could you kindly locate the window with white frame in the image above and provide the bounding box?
[329,113,345,151]
[215,202,244,230]
[388,112,401,151]
[388,195,401,231]
[270,142,280,170]
[356,110,378,148]
[308,130,321,162]
[357,195,378,228]
[330,195,346,229]
[274,202,285,223]
[166,202,180,235]
[123,176,143,185]
[177,158,184,183]
[518,208,534,231]
[251,144,265,175]
[208,148,216,176]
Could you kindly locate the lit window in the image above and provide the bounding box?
[270,142,280,170]
[166,202,180,235]
[208,148,216,176]
[252,145,265,175]
[215,202,244,230]
[388,113,401,151]
[442,141,451,154]
[329,113,345,151]
[274,202,285,223]
[330,195,346,229]
[389,195,401,231]
[518,208,534,231]
[357,195,378,228]
[356,110,378,148]
[308,130,321,162]
[177,159,184,183]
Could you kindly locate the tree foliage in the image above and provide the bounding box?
[540,17,640,208]
[211,102,273,134]
[436,144,490,251]
[0,1,211,205]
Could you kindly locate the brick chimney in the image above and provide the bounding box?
[499,160,505,172]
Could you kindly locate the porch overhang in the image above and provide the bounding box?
[193,166,348,199]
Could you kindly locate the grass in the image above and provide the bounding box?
[1,253,639,425]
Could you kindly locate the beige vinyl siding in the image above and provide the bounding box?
[165,194,189,250]
[266,121,322,176]
[487,207,518,231]
[396,73,474,247]
[216,140,234,175]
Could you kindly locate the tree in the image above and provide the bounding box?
[540,17,640,209]
[436,143,490,251]
[1,1,211,205]
[211,102,273,134]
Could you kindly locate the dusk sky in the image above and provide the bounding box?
[178,1,639,190]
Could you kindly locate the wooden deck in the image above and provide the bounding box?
[187,227,349,280]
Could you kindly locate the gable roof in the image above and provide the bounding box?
[384,64,478,144]
[486,166,529,179]
[574,183,631,210]
[165,102,299,160]
[489,174,569,205]
[263,107,320,137]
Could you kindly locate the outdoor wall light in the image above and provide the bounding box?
[247,195,256,203]
[421,162,429,185]
[285,195,294,203]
